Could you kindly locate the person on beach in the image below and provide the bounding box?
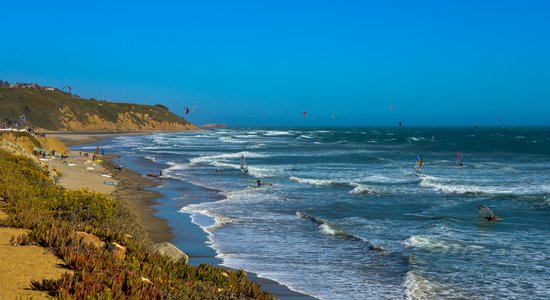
[256,179,261,187]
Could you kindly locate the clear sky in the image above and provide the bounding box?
[1,0,549,126]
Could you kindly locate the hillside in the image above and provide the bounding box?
[0,87,198,131]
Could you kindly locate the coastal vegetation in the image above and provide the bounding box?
[0,84,197,131]
[0,142,272,298]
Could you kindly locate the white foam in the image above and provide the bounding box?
[205,214,239,234]
[263,130,293,136]
[349,183,377,195]
[289,176,337,186]
[218,136,249,144]
[319,223,337,235]
[404,271,447,300]
[362,174,415,184]
[402,235,450,251]
[144,155,157,162]
[418,176,546,195]
[189,151,268,165]
[402,235,483,254]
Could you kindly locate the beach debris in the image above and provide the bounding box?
[103,181,117,186]
[153,242,189,264]
[101,174,112,178]
[86,167,95,170]
[68,163,76,167]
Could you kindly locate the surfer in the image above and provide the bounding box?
[256,179,261,187]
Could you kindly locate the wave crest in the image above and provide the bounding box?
[296,211,384,251]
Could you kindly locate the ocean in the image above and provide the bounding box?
[77,127,550,299]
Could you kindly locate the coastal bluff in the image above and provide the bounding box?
[0,85,198,132]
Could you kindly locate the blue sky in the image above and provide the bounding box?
[1,0,549,126]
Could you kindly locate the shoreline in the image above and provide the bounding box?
[62,132,316,300]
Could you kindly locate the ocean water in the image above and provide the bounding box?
[85,127,550,299]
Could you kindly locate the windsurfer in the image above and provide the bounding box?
[486,214,497,221]
[478,205,499,221]
[241,155,249,174]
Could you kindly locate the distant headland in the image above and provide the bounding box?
[0,80,198,132]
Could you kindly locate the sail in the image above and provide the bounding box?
[477,205,495,220]
[456,152,463,166]
[240,155,249,174]
[414,154,423,174]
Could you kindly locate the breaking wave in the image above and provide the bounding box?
[296,211,384,251]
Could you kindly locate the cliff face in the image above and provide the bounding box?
[0,87,198,132]
[56,106,197,131]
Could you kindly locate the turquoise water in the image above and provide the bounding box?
[89,127,550,299]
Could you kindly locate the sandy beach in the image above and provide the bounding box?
[47,132,174,243]
[56,132,315,300]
